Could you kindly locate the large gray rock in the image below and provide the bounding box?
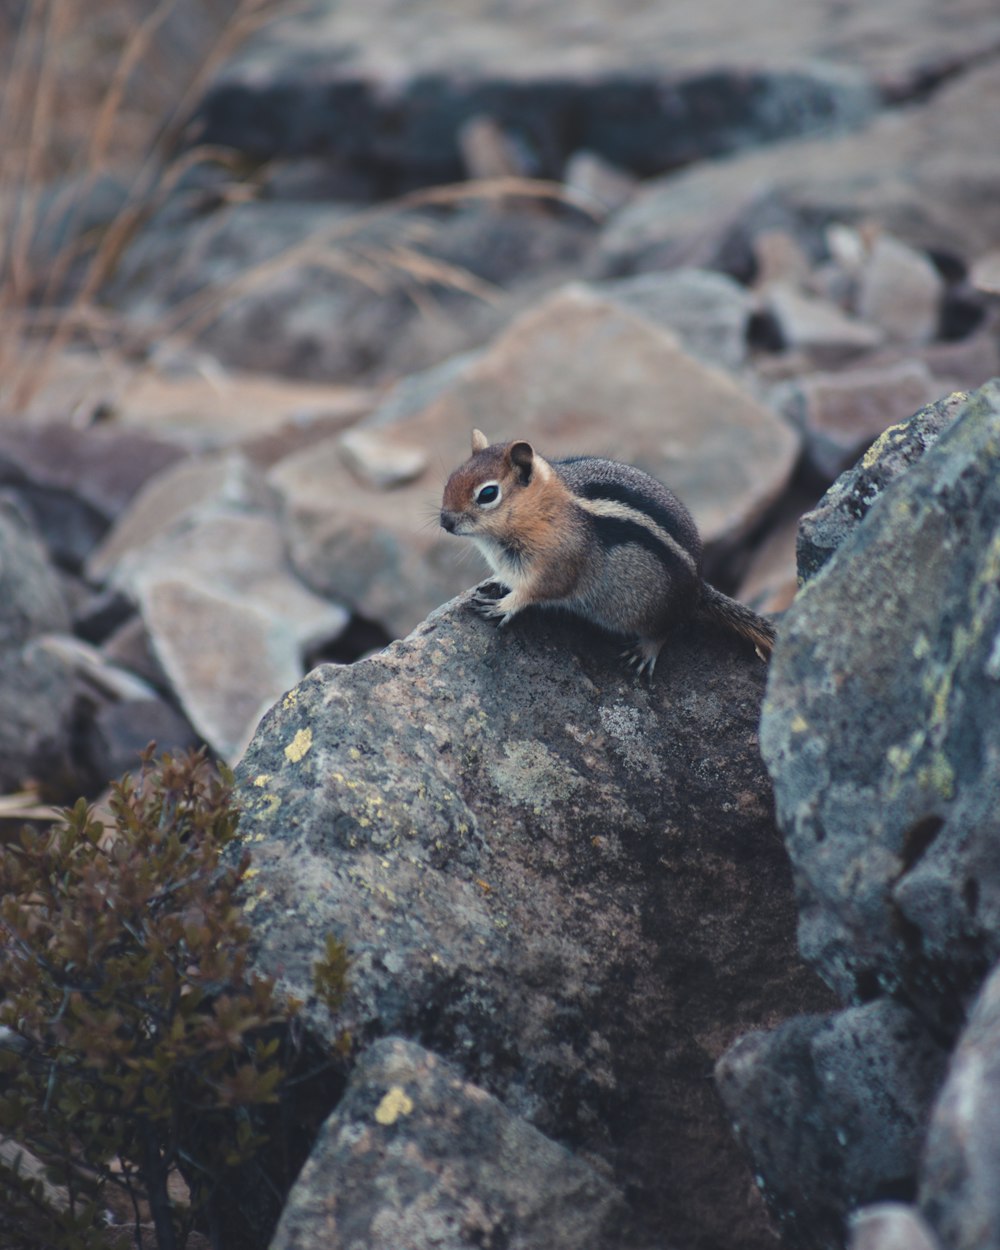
[234,591,831,1250]
[761,377,1000,1015]
[270,1037,628,1250]
[716,1000,948,1250]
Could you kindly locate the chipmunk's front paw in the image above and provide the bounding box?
[471,583,518,627]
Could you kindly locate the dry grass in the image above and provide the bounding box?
[0,0,280,411]
[0,0,596,418]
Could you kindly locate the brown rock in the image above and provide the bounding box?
[856,234,943,346]
[771,358,938,480]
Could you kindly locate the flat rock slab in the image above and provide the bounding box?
[234,589,831,1249]
[200,0,1000,186]
[271,1037,628,1250]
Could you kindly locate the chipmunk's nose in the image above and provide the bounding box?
[439,510,458,534]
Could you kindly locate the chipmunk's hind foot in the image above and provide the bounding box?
[622,637,664,684]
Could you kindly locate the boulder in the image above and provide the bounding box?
[855,234,944,347]
[716,1000,948,1250]
[270,1037,628,1250]
[108,198,597,386]
[847,1204,943,1250]
[233,588,831,1250]
[761,377,1000,1015]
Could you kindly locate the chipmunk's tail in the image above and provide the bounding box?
[696,583,776,657]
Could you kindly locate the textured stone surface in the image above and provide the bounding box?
[717,1000,948,1250]
[271,1037,628,1250]
[761,378,1000,1015]
[234,590,830,1250]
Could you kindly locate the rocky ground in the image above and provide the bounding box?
[2,0,1000,1247]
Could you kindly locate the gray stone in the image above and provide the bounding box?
[597,268,755,371]
[761,378,1000,1014]
[856,234,944,346]
[337,427,429,489]
[0,422,185,571]
[270,1037,628,1250]
[970,249,1000,295]
[921,961,1000,1250]
[795,387,970,583]
[848,1204,943,1250]
[234,590,830,1250]
[716,1000,948,1250]
[763,283,884,365]
[772,358,938,481]
[457,114,534,180]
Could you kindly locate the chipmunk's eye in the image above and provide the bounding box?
[475,482,501,507]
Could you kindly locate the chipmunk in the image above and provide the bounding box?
[439,429,775,677]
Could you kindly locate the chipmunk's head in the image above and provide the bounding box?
[440,429,551,549]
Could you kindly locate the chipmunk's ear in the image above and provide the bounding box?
[471,429,489,453]
[508,440,535,484]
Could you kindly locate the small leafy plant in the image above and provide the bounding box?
[0,747,347,1250]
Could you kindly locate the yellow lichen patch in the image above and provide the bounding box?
[283,689,299,710]
[790,714,809,733]
[253,773,271,787]
[285,727,313,763]
[374,1086,414,1125]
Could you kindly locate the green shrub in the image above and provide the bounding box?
[0,748,347,1250]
